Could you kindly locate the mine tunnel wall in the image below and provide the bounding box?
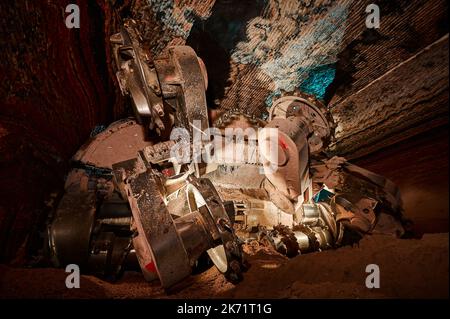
[0,0,125,262]
[0,0,448,262]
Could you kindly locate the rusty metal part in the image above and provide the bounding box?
[111,24,209,137]
[213,108,266,130]
[311,156,404,221]
[343,162,403,214]
[311,155,405,238]
[143,140,177,164]
[298,203,321,226]
[232,198,294,231]
[206,90,405,260]
[211,93,328,212]
[269,91,335,154]
[48,119,157,281]
[111,25,165,130]
[260,129,302,201]
[332,194,378,234]
[48,172,135,281]
[112,155,245,289]
[113,157,191,288]
[268,218,335,256]
[185,176,245,282]
[48,191,96,269]
[72,118,153,169]
[154,45,209,135]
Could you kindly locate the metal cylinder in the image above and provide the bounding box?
[300,204,321,226]
[174,209,214,266]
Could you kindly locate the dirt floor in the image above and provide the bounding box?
[0,233,447,299]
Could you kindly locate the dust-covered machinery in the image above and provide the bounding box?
[46,23,407,291]
[48,24,245,289]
